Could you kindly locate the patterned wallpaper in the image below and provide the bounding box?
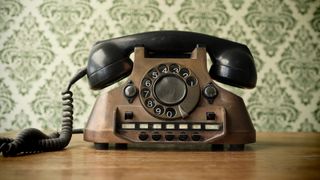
[0,0,319,132]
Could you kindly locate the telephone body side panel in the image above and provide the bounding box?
[84,47,255,144]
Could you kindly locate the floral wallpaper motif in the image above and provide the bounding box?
[0,0,319,132]
[245,0,297,57]
[0,78,15,128]
[109,0,162,35]
[71,17,113,66]
[247,70,299,131]
[39,0,93,47]
[0,0,23,32]
[177,0,230,35]
[0,14,54,95]
[278,26,320,105]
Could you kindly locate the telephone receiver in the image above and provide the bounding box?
[0,31,257,156]
[88,31,256,90]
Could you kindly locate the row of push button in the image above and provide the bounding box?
[121,123,220,130]
[138,132,201,141]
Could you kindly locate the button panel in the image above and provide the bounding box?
[118,122,222,131]
[116,100,226,143]
[139,63,200,120]
[117,120,222,142]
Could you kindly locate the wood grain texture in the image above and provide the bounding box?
[0,132,319,180]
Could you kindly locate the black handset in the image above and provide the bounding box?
[0,31,257,156]
[88,31,256,90]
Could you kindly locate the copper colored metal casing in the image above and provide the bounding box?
[84,47,255,146]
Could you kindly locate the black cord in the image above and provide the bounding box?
[72,129,84,134]
[0,68,87,157]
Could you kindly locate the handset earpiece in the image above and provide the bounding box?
[208,47,257,89]
[87,43,133,90]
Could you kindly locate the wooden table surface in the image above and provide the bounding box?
[0,132,319,180]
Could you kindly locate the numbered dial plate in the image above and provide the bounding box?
[140,63,200,120]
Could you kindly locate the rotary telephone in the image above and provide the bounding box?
[0,31,257,156]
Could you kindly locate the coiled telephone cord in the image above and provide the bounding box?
[0,68,87,156]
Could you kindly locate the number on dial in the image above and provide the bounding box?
[165,108,176,118]
[169,64,179,73]
[158,64,168,73]
[148,68,159,79]
[141,88,151,98]
[186,76,197,86]
[179,68,190,78]
[142,78,152,87]
[154,105,164,115]
[145,98,155,108]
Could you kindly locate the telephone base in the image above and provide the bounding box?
[85,46,256,151]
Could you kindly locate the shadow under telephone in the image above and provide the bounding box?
[0,31,257,156]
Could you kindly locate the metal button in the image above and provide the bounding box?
[124,85,137,98]
[203,85,217,98]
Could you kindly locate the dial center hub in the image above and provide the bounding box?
[154,75,187,105]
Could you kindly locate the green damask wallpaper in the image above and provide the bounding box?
[0,0,319,132]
